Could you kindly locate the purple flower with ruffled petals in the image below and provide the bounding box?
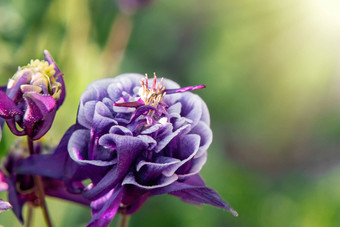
[18,73,237,226]
[0,50,65,141]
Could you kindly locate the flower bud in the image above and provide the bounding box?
[0,50,65,140]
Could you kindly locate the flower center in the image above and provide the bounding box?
[21,59,56,78]
[139,73,166,108]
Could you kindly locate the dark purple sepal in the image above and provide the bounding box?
[0,199,12,213]
[5,118,26,137]
[0,89,23,119]
[7,178,26,224]
[23,92,56,139]
[43,50,65,108]
[30,110,56,140]
[16,152,66,180]
[0,117,4,142]
[119,185,150,215]
[151,174,238,217]
[44,178,90,206]
[16,124,86,187]
[87,186,124,227]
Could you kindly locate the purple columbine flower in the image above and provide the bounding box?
[18,73,238,226]
[1,140,89,224]
[0,50,65,141]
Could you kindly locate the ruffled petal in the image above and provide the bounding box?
[68,129,116,166]
[84,135,147,200]
[177,93,203,130]
[154,124,190,153]
[189,121,212,158]
[92,102,118,137]
[122,171,178,189]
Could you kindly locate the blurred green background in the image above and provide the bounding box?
[1,0,340,226]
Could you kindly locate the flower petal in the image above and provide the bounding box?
[78,100,96,128]
[154,124,190,153]
[91,102,117,136]
[43,50,66,108]
[44,179,90,206]
[6,71,31,101]
[84,135,147,200]
[151,175,238,217]
[178,93,203,129]
[68,129,116,166]
[190,121,212,158]
[0,89,23,119]
[7,179,25,224]
[0,171,8,191]
[23,92,56,138]
[87,186,123,227]
[0,199,12,213]
[16,124,84,180]
[0,117,4,142]
[122,171,178,189]
[16,152,65,180]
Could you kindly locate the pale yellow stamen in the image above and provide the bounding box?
[139,73,166,108]
[21,59,56,78]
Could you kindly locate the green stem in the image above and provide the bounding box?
[25,204,33,227]
[102,13,133,76]
[27,137,53,227]
[119,214,130,227]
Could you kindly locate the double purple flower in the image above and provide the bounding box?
[0,50,65,140]
[20,73,237,226]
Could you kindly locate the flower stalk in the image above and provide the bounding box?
[25,204,33,227]
[119,214,130,227]
[27,137,53,227]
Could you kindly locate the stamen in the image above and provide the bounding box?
[165,85,206,94]
[21,60,56,78]
[138,73,166,108]
[113,73,206,124]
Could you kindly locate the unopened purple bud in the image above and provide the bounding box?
[0,50,65,140]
